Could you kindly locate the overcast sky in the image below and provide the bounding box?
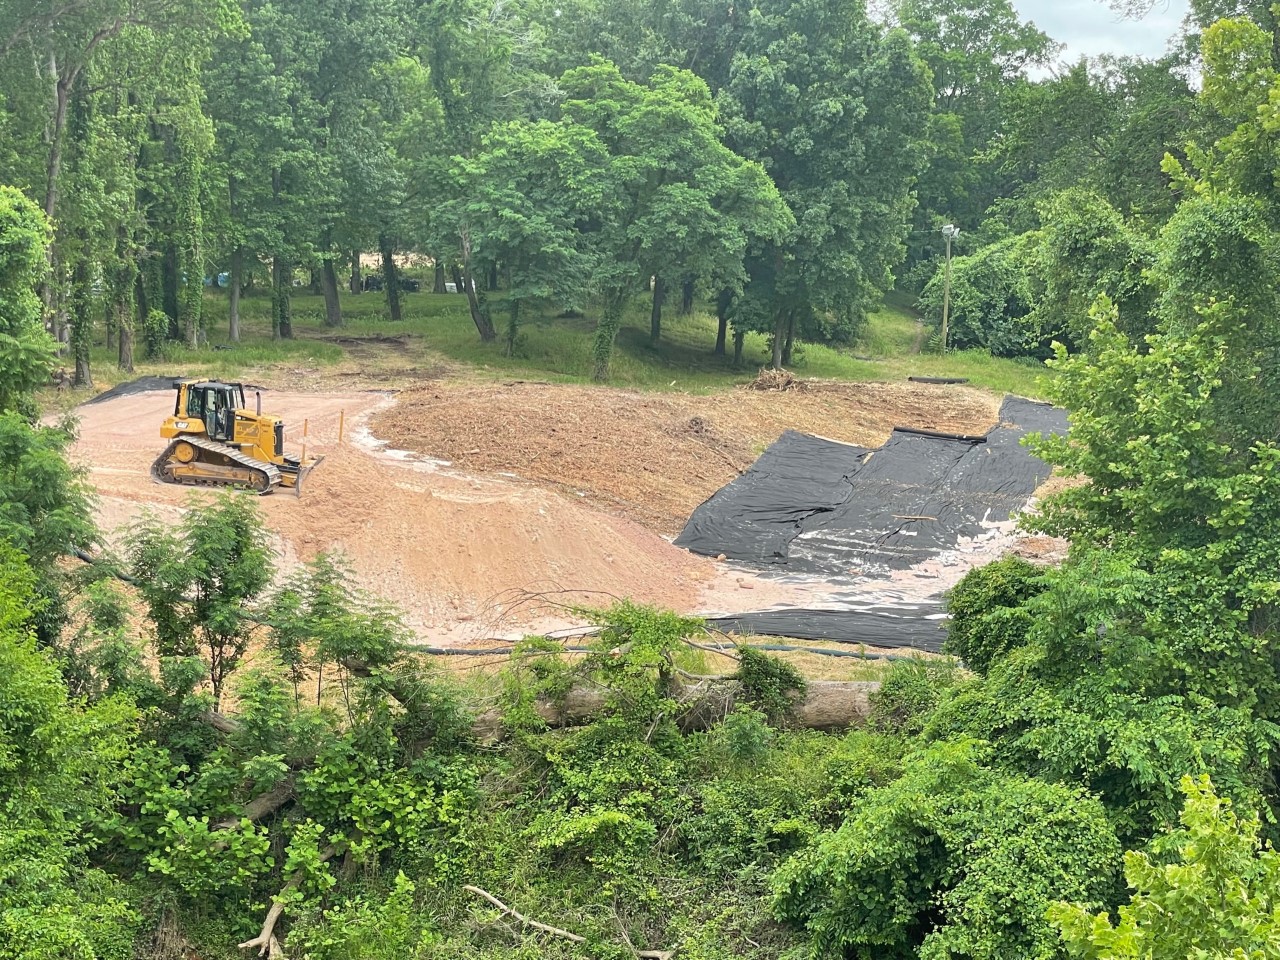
[1011,0,1191,61]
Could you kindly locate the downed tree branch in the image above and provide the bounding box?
[464,884,586,943]
[212,776,296,831]
[239,844,339,958]
[204,709,241,734]
[471,676,879,740]
[463,884,680,958]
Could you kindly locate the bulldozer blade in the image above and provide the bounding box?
[294,455,325,497]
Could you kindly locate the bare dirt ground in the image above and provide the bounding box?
[71,389,728,640]
[372,379,1001,535]
[69,379,1047,649]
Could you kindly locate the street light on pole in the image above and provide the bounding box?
[940,223,960,353]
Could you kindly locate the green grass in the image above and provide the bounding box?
[74,285,1050,399]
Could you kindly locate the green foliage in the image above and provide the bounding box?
[918,233,1039,355]
[1035,190,1156,346]
[946,555,1046,672]
[0,543,140,960]
[1050,775,1280,959]
[773,739,1122,960]
[0,185,55,414]
[143,309,169,359]
[0,412,95,574]
[1032,299,1280,704]
[288,873,439,959]
[734,647,807,721]
[870,657,963,735]
[128,493,272,707]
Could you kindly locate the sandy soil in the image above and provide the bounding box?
[72,388,729,640]
[372,380,1001,535]
[69,380,1051,648]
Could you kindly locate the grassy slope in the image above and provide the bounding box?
[73,286,1049,398]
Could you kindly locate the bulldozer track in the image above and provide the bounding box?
[151,435,283,493]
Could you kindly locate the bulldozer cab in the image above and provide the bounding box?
[175,381,246,442]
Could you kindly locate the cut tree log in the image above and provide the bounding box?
[472,677,878,740]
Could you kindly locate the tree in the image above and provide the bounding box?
[458,119,604,353]
[0,543,139,960]
[128,494,273,709]
[1050,775,1280,959]
[891,0,1056,269]
[0,186,55,413]
[557,60,791,379]
[773,739,1121,959]
[718,0,933,368]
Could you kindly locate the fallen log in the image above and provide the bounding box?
[472,677,879,740]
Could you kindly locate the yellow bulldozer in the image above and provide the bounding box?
[151,379,322,495]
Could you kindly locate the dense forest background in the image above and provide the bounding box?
[9,0,1280,958]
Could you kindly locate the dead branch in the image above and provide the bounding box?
[464,884,586,943]
[204,709,241,734]
[212,776,296,831]
[239,844,339,958]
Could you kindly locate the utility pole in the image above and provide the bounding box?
[941,223,960,352]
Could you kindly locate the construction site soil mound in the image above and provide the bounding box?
[69,387,740,641]
[373,380,1001,535]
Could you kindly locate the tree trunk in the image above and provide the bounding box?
[136,266,150,322]
[488,261,498,291]
[714,289,732,356]
[163,244,180,339]
[176,129,204,348]
[309,267,322,296]
[70,260,92,388]
[506,298,519,355]
[118,301,134,372]
[592,295,626,381]
[463,264,495,340]
[272,257,292,339]
[650,275,664,344]
[321,257,342,327]
[379,237,402,322]
[781,311,796,365]
[450,264,465,295]
[105,301,114,350]
[434,262,446,293]
[40,61,69,315]
[228,247,242,343]
[771,309,786,370]
[681,278,695,314]
[734,328,745,365]
[349,249,361,294]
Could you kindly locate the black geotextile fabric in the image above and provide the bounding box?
[83,375,183,404]
[707,606,948,652]
[676,396,1068,578]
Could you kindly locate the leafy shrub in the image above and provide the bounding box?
[288,872,439,959]
[870,657,963,734]
[918,234,1040,356]
[946,555,1046,673]
[772,740,1121,960]
[735,647,806,722]
[1050,775,1280,959]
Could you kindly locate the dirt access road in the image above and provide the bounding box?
[69,378,1012,643]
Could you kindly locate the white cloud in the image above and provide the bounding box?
[1011,0,1190,61]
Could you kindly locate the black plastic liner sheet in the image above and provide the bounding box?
[676,396,1067,578]
[707,606,948,652]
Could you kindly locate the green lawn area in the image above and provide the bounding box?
[78,285,1050,399]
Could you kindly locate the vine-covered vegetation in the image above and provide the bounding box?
[8,0,1280,957]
